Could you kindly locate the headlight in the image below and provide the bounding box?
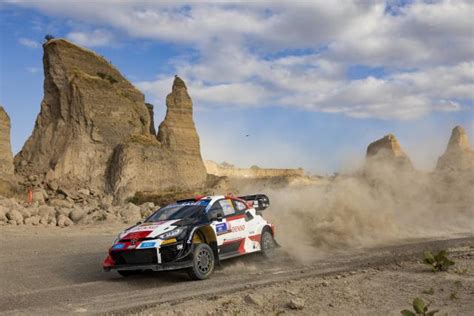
[158,227,185,240]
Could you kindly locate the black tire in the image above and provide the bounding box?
[260,229,276,258]
[117,270,138,277]
[187,243,215,280]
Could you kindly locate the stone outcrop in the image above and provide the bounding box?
[365,134,413,171]
[205,160,305,178]
[436,126,474,172]
[14,39,206,201]
[109,77,207,201]
[145,103,156,135]
[14,39,152,191]
[0,106,14,175]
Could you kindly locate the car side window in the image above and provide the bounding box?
[233,200,248,213]
[207,202,223,221]
[218,199,235,217]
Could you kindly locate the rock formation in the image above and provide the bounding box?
[145,103,156,135]
[14,39,207,201]
[436,125,474,172]
[109,77,207,201]
[205,160,305,178]
[365,134,413,171]
[14,39,152,191]
[0,106,14,175]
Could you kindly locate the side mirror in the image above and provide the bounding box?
[136,221,142,225]
[209,210,223,222]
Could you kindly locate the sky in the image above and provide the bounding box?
[0,0,473,174]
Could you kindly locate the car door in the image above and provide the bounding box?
[210,198,247,258]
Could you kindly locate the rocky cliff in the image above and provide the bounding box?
[0,106,14,175]
[205,160,305,178]
[436,126,474,172]
[365,134,413,172]
[109,77,207,201]
[14,39,151,191]
[14,39,206,200]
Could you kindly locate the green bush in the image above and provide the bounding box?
[96,72,118,84]
[401,297,439,316]
[423,250,455,272]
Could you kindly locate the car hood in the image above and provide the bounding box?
[119,220,181,240]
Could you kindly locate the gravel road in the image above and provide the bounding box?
[0,225,472,315]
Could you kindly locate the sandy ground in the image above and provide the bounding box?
[142,248,474,316]
[0,225,472,315]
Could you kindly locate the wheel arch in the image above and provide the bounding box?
[190,225,219,263]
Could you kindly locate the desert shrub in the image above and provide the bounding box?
[401,297,439,316]
[96,72,118,84]
[423,250,455,272]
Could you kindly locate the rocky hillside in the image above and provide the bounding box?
[0,106,13,175]
[436,125,474,172]
[13,39,206,201]
[205,160,305,178]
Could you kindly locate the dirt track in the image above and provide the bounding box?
[0,225,472,315]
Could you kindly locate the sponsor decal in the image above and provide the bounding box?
[112,243,125,249]
[140,241,156,248]
[216,222,228,235]
[231,225,245,232]
[130,221,169,232]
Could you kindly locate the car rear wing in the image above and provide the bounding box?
[238,194,270,211]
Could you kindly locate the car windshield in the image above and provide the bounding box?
[145,204,206,222]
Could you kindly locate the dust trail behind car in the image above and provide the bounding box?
[239,163,474,263]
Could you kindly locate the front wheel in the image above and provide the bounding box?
[260,230,276,258]
[187,243,215,280]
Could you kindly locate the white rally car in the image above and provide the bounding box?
[103,194,276,280]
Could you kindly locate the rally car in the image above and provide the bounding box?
[103,194,276,280]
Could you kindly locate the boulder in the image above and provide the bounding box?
[0,205,7,222]
[119,203,141,222]
[108,76,207,201]
[436,126,474,172]
[57,214,73,227]
[14,39,152,192]
[32,188,46,204]
[38,205,55,218]
[24,216,41,225]
[49,198,74,208]
[78,188,90,196]
[69,207,86,222]
[6,209,23,225]
[287,298,305,310]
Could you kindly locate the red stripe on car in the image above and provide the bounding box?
[226,214,245,221]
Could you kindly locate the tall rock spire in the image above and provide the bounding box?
[108,76,207,202]
[0,105,14,175]
[436,126,474,172]
[365,134,414,171]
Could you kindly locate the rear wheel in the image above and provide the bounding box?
[187,243,215,280]
[260,230,276,258]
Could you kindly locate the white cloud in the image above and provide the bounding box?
[8,0,474,120]
[66,29,114,47]
[18,37,39,48]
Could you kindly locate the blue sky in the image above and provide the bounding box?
[0,1,473,174]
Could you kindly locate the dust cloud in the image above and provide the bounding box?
[243,164,474,262]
